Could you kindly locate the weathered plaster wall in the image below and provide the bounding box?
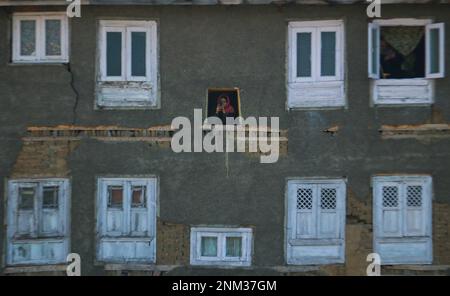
[1,4,450,275]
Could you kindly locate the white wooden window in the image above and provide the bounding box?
[190,227,252,266]
[97,20,158,109]
[368,19,445,105]
[372,175,432,265]
[287,20,345,109]
[286,178,346,265]
[6,179,70,265]
[96,178,157,263]
[12,13,69,63]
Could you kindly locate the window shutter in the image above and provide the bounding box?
[379,183,402,237]
[368,23,380,79]
[16,184,37,237]
[295,185,316,238]
[105,184,125,236]
[426,22,445,78]
[40,184,61,236]
[404,183,427,236]
[317,185,340,239]
[130,182,149,236]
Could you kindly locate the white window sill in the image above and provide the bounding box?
[96,80,159,110]
[372,78,433,106]
[287,80,346,109]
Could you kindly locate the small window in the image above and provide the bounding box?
[368,19,445,105]
[7,179,70,265]
[42,186,59,209]
[286,178,346,265]
[107,186,123,208]
[97,20,158,109]
[372,175,432,264]
[18,187,35,210]
[97,178,157,263]
[131,186,146,208]
[12,13,69,63]
[287,20,345,109]
[190,227,252,266]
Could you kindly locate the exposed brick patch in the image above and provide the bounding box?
[11,140,79,178]
[380,124,450,140]
[433,202,450,265]
[156,219,190,265]
[347,188,372,225]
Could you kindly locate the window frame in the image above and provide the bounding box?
[287,20,345,109]
[99,20,155,82]
[190,227,252,267]
[372,175,433,265]
[288,20,344,84]
[286,178,346,265]
[12,12,69,63]
[96,177,157,263]
[368,19,445,106]
[6,178,70,266]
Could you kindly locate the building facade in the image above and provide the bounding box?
[0,0,450,275]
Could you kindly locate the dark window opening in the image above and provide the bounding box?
[43,186,59,209]
[380,26,425,79]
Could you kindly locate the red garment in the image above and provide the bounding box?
[217,95,235,114]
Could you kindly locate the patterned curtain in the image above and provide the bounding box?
[382,26,424,56]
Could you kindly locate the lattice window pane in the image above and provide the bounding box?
[407,185,422,207]
[320,188,337,210]
[382,186,399,207]
[296,188,313,210]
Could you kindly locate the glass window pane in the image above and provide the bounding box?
[107,186,123,208]
[201,236,217,257]
[43,186,59,209]
[429,28,440,74]
[372,27,378,76]
[131,32,146,77]
[19,187,35,210]
[45,20,61,56]
[297,32,312,78]
[106,32,122,76]
[131,186,146,208]
[225,237,242,257]
[321,31,336,76]
[20,20,36,56]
